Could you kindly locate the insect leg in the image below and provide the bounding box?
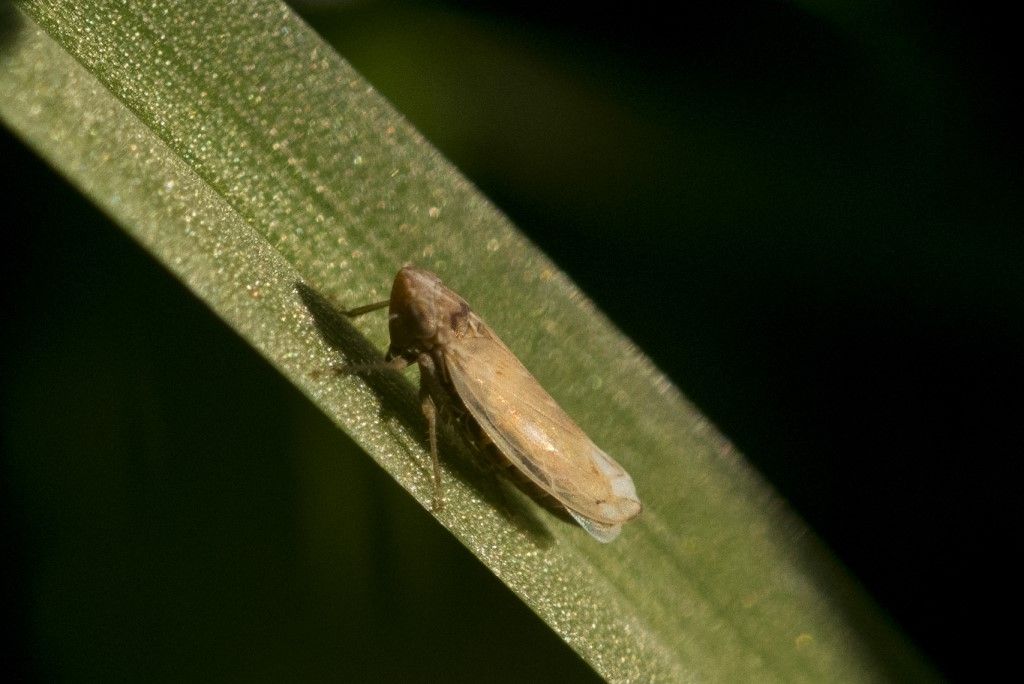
[334,355,410,376]
[419,387,443,511]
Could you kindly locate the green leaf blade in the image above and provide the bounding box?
[1,2,935,681]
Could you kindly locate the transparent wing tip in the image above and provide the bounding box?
[568,510,622,543]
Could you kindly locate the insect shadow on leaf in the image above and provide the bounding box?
[295,280,554,546]
[0,1,25,50]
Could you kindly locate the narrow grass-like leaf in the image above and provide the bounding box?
[0,1,934,681]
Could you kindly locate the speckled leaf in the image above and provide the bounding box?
[0,1,933,681]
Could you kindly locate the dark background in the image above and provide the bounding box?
[3,1,1020,680]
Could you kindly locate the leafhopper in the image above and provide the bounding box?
[341,266,641,542]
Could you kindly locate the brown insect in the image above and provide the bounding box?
[340,266,641,542]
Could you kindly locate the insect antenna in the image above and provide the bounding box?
[341,300,389,318]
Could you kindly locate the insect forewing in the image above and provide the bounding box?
[444,322,641,539]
